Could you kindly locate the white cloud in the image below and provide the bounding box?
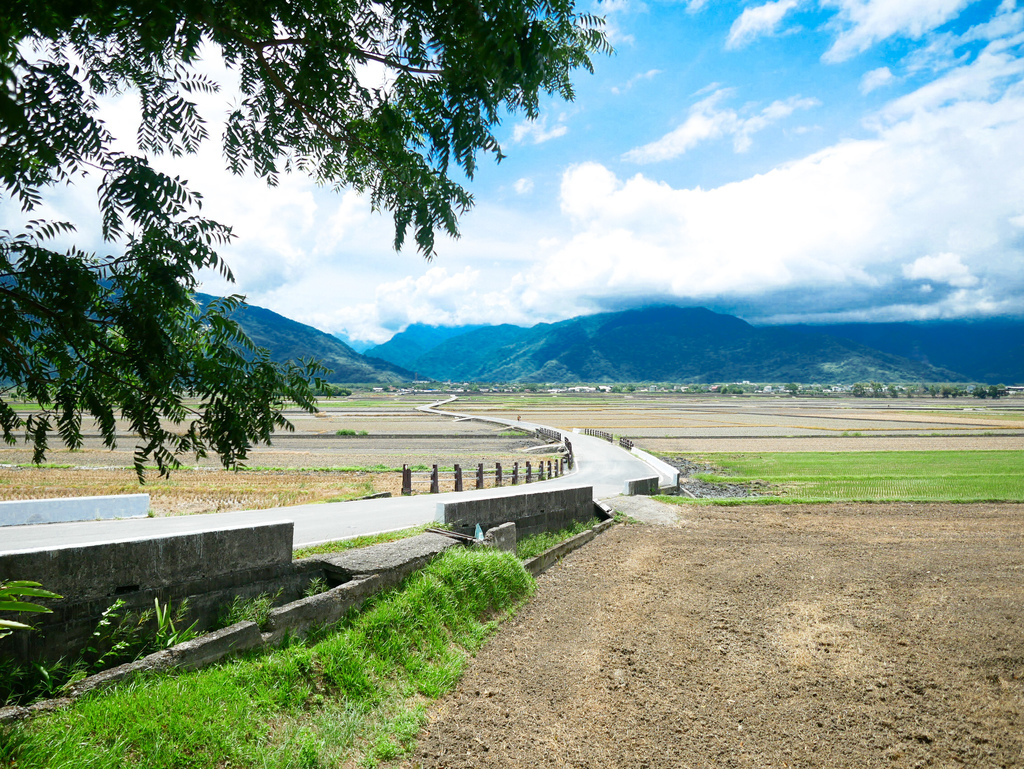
[611,68,663,95]
[511,114,569,145]
[860,66,895,93]
[623,89,818,162]
[903,253,979,287]
[822,0,980,62]
[513,178,535,194]
[726,0,802,49]
[520,52,1024,324]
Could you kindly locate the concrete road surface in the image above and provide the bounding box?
[0,399,659,553]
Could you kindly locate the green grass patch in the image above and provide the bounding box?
[293,524,438,559]
[516,519,595,560]
[0,548,534,769]
[660,450,1024,504]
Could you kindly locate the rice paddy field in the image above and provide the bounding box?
[1,392,1021,515]
[666,449,1024,503]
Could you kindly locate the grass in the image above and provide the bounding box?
[516,518,595,560]
[293,524,438,559]
[0,547,534,769]
[659,450,1024,504]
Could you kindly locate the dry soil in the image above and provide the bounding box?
[409,503,1023,769]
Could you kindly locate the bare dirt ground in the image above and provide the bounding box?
[409,503,1024,769]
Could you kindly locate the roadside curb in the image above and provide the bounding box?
[523,518,617,577]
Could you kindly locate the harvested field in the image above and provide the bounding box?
[0,466,400,516]
[452,395,1024,441]
[2,394,1019,514]
[410,503,1024,769]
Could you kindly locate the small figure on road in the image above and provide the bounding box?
[517,415,521,421]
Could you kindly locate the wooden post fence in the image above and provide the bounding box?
[476,463,484,490]
[430,464,439,494]
[402,464,412,496]
[496,462,503,486]
[454,464,463,492]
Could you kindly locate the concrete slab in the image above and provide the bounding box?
[315,532,457,583]
[602,496,682,526]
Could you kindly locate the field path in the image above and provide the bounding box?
[0,400,657,553]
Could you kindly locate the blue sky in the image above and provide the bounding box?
[8,0,1024,345]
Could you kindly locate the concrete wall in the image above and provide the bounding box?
[0,522,299,663]
[435,485,594,539]
[623,476,660,496]
[0,494,150,527]
[629,447,681,490]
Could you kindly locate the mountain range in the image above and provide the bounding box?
[202,294,1023,384]
[368,306,978,383]
[195,293,411,383]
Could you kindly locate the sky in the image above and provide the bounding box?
[10,0,1024,346]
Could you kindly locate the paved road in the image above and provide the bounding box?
[0,399,659,553]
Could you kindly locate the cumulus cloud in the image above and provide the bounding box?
[822,0,980,62]
[523,50,1024,325]
[511,114,569,145]
[513,178,535,194]
[726,0,802,49]
[860,66,895,93]
[623,89,819,162]
[903,253,979,287]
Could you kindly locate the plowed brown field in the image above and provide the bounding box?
[410,503,1024,769]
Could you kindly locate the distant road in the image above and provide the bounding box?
[0,399,659,553]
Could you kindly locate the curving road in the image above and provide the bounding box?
[0,399,661,553]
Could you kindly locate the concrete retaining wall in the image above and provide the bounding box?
[0,522,299,663]
[0,494,150,527]
[523,518,616,576]
[435,485,594,539]
[623,476,660,495]
[629,447,681,490]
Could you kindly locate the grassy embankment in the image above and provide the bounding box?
[660,450,1024,504]
[0,548,534,769]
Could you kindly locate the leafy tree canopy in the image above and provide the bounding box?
[0,0,607,477]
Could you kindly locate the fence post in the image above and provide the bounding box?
[538,461,545,481]
[495,462,503,487]
[526,461,532,483]
[512,461,519,485]
[454,464,463,492]
[402,464,412,496]
[558,458,564,476]
[476,463,484,489]
[430,464,439,494]
[547,460,553,479]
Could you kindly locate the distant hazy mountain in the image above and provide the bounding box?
[389,306,962,383]
[366,323,485,371]
[195,294,412,383]
[781,319,1024,384]
[331,332,374,353]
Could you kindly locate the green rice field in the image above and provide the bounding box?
[670,450,1024,503]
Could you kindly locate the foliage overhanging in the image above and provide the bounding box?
[0,0,608,477]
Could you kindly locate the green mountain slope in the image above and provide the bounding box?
[783,319,1024,383]
[196,294,411,383]
[366,323,484,371]
[407,306,962,383]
